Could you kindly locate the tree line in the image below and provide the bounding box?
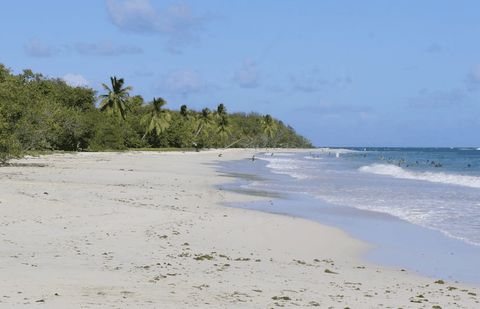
[0,64,314,164]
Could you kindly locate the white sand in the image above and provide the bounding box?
[0,149,478,308]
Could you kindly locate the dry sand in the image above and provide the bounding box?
[0,149,478,308]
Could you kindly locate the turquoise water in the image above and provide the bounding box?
[216,148,480,283]
[252,148,480,247]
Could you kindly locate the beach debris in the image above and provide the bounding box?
[218,154,222,157]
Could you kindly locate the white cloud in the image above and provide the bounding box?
[74,41,143,56]
[318,98,333,107]
[409,88,465,108]
[106,0,159,33]
[133,68,154,77]
[298,98,371,115]
[465,64,480,91]
[426,43,442,53]
[24,37,59,58]
[155,70,203,97]
[359,112,376,119]
[289,70,352,93]
[235,58,259,88]
[63,73,89,87]
[105,0,210,54]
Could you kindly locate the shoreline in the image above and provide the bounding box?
[216,154,480,285]
[1,150,478,308]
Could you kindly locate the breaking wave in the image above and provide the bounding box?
[359,164,480,189]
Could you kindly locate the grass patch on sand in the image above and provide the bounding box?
[25,150,78,156]
[324,269,338,274]
[272,296,291,301]
[194,254,214,261]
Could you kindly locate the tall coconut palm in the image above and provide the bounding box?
[262,114,278,146]
[97,77,133,120]
[213,103,227,118]
[215,115,232,139]
[180,104,188,118]
[140,97,171,139]
[194,108,214,139]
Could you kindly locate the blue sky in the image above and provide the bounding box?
[2,0,480,147]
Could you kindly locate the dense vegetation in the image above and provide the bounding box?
[0,64,313,164]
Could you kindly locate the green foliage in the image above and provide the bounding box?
[164,111,196,148]
[262,114,278,139]
[0,64,99,162]
[140,97,171,138]
[84,111,127,151]
[0,64,21,163]
[0,64,313,163]
[97,76,133,120]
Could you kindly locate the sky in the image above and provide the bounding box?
[2,0,480,147]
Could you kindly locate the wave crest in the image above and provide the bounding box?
[359,164,480,188]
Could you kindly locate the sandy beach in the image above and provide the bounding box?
[1,149,478,308]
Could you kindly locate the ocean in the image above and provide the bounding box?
[217,147,480,284]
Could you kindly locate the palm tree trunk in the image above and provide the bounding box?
[224,136,246,149]
[194,123,204,139]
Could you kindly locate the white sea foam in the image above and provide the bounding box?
[258,156,311,180]
[261,152,294,157]
[243,152,480,247]
[359,164,480,188]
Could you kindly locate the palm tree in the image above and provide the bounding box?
[215,115,232,140]
[194,108,214,139]
[97,77,133,120]
[213,103,227,118]
[180,104,188,118]
[262,114,278,146]
[140,97,171,139]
